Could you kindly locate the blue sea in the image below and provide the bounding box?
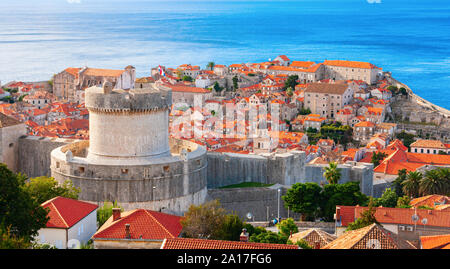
[0,0,449,108]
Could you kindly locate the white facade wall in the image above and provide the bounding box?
[36,210,97,249]
[67,210,98,248]
[36,228,67,249]
[410,147,447,155]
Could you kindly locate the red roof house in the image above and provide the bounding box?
[38,196,98,249]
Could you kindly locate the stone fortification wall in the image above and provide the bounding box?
[206,151,306,188]
[50,138,208,215]
[207,186,301,222]
[18,136,79,178]
[304,162,374,196]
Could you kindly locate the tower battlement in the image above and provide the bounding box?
[85,83,172,113]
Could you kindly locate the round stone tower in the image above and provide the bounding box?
[50,83,207,215]
[85,82,171,164]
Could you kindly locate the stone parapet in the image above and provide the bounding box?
[85,84,172,113]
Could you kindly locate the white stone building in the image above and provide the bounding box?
[37,197,98,249]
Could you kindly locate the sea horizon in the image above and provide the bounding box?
[1,0,449,108]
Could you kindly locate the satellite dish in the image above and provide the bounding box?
[67,239,81,249]
[421,218,428,225]
[246,212,253,220]
[411,214,419,222]
[366,239,381,249]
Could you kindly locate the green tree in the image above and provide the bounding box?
[323,162,341,185]
[396,195,412,208]
[232,76,239,90]
[387,85,398,94]
[0,226,32,249]
[299,108,311,115]
[346,198,379,231]
[0,164,49,241]
[283,75,299,91]
[371,151,388,167]
[286,87,294,97]
[294,239,312,249]
[217,214,244,241]
[23,176,80,204]
[319,181,369,222]
[213,82,223,92]
[181,200,243,240]
[18,94,28,102]
[207,62,215,71]
[182,75,193,82]
[282,183,322,221]
[392,169,408,197]
[420,168,450,196]
[375,188,398,208]
[276,218,298,237]
[396,131,415,149]
[402,171,422,198]
[97,201,123,227]
[249,230,288,244]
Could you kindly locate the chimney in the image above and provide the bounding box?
[125,224,131,239]
[314,241,321,249]
[240,228,249,242]
[112,208,121,221]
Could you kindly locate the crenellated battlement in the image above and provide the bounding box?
[85,83,172,112]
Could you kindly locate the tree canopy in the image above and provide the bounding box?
[283,75,299,91]
[276,218,298,237]
[323,162,341,185]
[0,164,48,241]
[23,176,80,204]
[180,200,244,241]
[319,181,369,222]
[282,183,322,221]
[346,198,379,231]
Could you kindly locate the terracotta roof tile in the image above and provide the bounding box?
[322,224,413,249]
[161,238,298,249]
[41,197,98,229]
[323,60,380,70]
[420,234,450,249]
[93,209,182,240]
[410,139,446,149]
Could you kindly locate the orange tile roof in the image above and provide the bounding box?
[161,237,298,249]
[64,67,82,78]
[41,197,98,229]
[323,60,380,69]
[410,139,446,149]
[420,234,450,249]
[93,209,182,240]
[355,121,375,127]
[337,205,450,228]
[322,223,414,249]
[410,195,450,208]
[290,61,316,68]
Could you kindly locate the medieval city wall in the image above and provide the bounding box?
[304,162,374,196]
[206,151,307,188]
[0,123,27,173]
[18,136,78,178]
[207,187,301,222]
